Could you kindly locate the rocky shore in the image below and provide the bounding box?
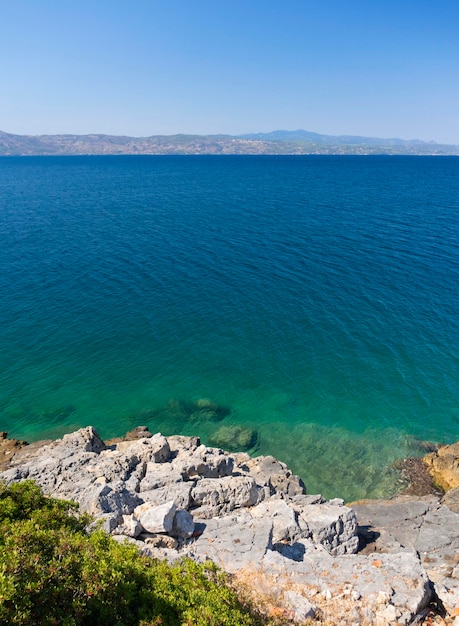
[1,427,458,625]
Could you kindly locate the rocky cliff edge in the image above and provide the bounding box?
[1,426,458,625]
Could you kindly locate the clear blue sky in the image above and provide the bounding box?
[1,0,458,143]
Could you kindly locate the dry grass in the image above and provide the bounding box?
[230,565,363,625]
[230,565,454,625]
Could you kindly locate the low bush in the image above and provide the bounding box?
[0,481,263,625]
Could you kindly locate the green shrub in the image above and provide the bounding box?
[0,481,262,625]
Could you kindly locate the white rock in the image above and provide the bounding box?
[134,500,177,534]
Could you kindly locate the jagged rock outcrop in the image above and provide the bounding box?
[424,441,459,492]
[2,426,459,624]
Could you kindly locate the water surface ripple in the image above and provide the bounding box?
[1,155,458,499]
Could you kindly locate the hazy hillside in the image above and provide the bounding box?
[1,129,458,156]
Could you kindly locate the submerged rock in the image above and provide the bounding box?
[129,398,231,430]
[208,424,258,451]
[189,398,230,422]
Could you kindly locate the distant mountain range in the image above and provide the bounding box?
[1,129,458,156]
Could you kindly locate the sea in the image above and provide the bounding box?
[1,155,458,501]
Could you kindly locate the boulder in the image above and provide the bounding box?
[443,486,459,513]
[171,509,194,539]
[190,475,259,518]
[296,500,359,555]
[115,434,171,463]
[78,482,142,516]
[60,426,106,455]
[241,455,306,496]
[251,498,304,543]
[112,514,142,538]
[424,441,459,491]
[176,444,234,480]
[134,500,177,534]
[139,462,183,491]
[139,482,194,510]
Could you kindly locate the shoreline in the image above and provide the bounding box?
[0,427,444,500]
[1,425,458,624]
[3,413,445,503]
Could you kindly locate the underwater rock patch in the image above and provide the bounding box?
[208,424,258,451]
[128,398,231,429]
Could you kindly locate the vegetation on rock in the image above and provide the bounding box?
[0,481,264,626]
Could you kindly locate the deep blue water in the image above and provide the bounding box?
[1,155,458,500]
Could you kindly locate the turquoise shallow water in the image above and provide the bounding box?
[1,155,458,500]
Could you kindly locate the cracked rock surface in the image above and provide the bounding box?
[2,426,459,624]
[353,495,459,616]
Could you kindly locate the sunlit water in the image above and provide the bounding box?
[1,155,458,500]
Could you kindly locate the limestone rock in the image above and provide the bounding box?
[352,495,437,552]
[424,441,459,491]
[251,498,303,543]
[283,591,317,622]
[78,482,142,516]
[139,461,183,491]
[171,509,194,539]
[241,455,306,496]
[185,510,273,572]
[191,475,259,518]
[297,500,359,555]
[353,494,459,617]
[134,500,177,534]
[89,513,121,534]
[263,547,433,625]
[167,434,201,455]
[442,486,459,513]
[176,444,234,480]
[434,582,459,616]
[116,434,171,463]
[112,514,142,538]
[60,426,106,454]
[3,425,458,624]
[139,482,194,510]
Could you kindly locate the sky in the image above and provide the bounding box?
[1,0,458,143]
